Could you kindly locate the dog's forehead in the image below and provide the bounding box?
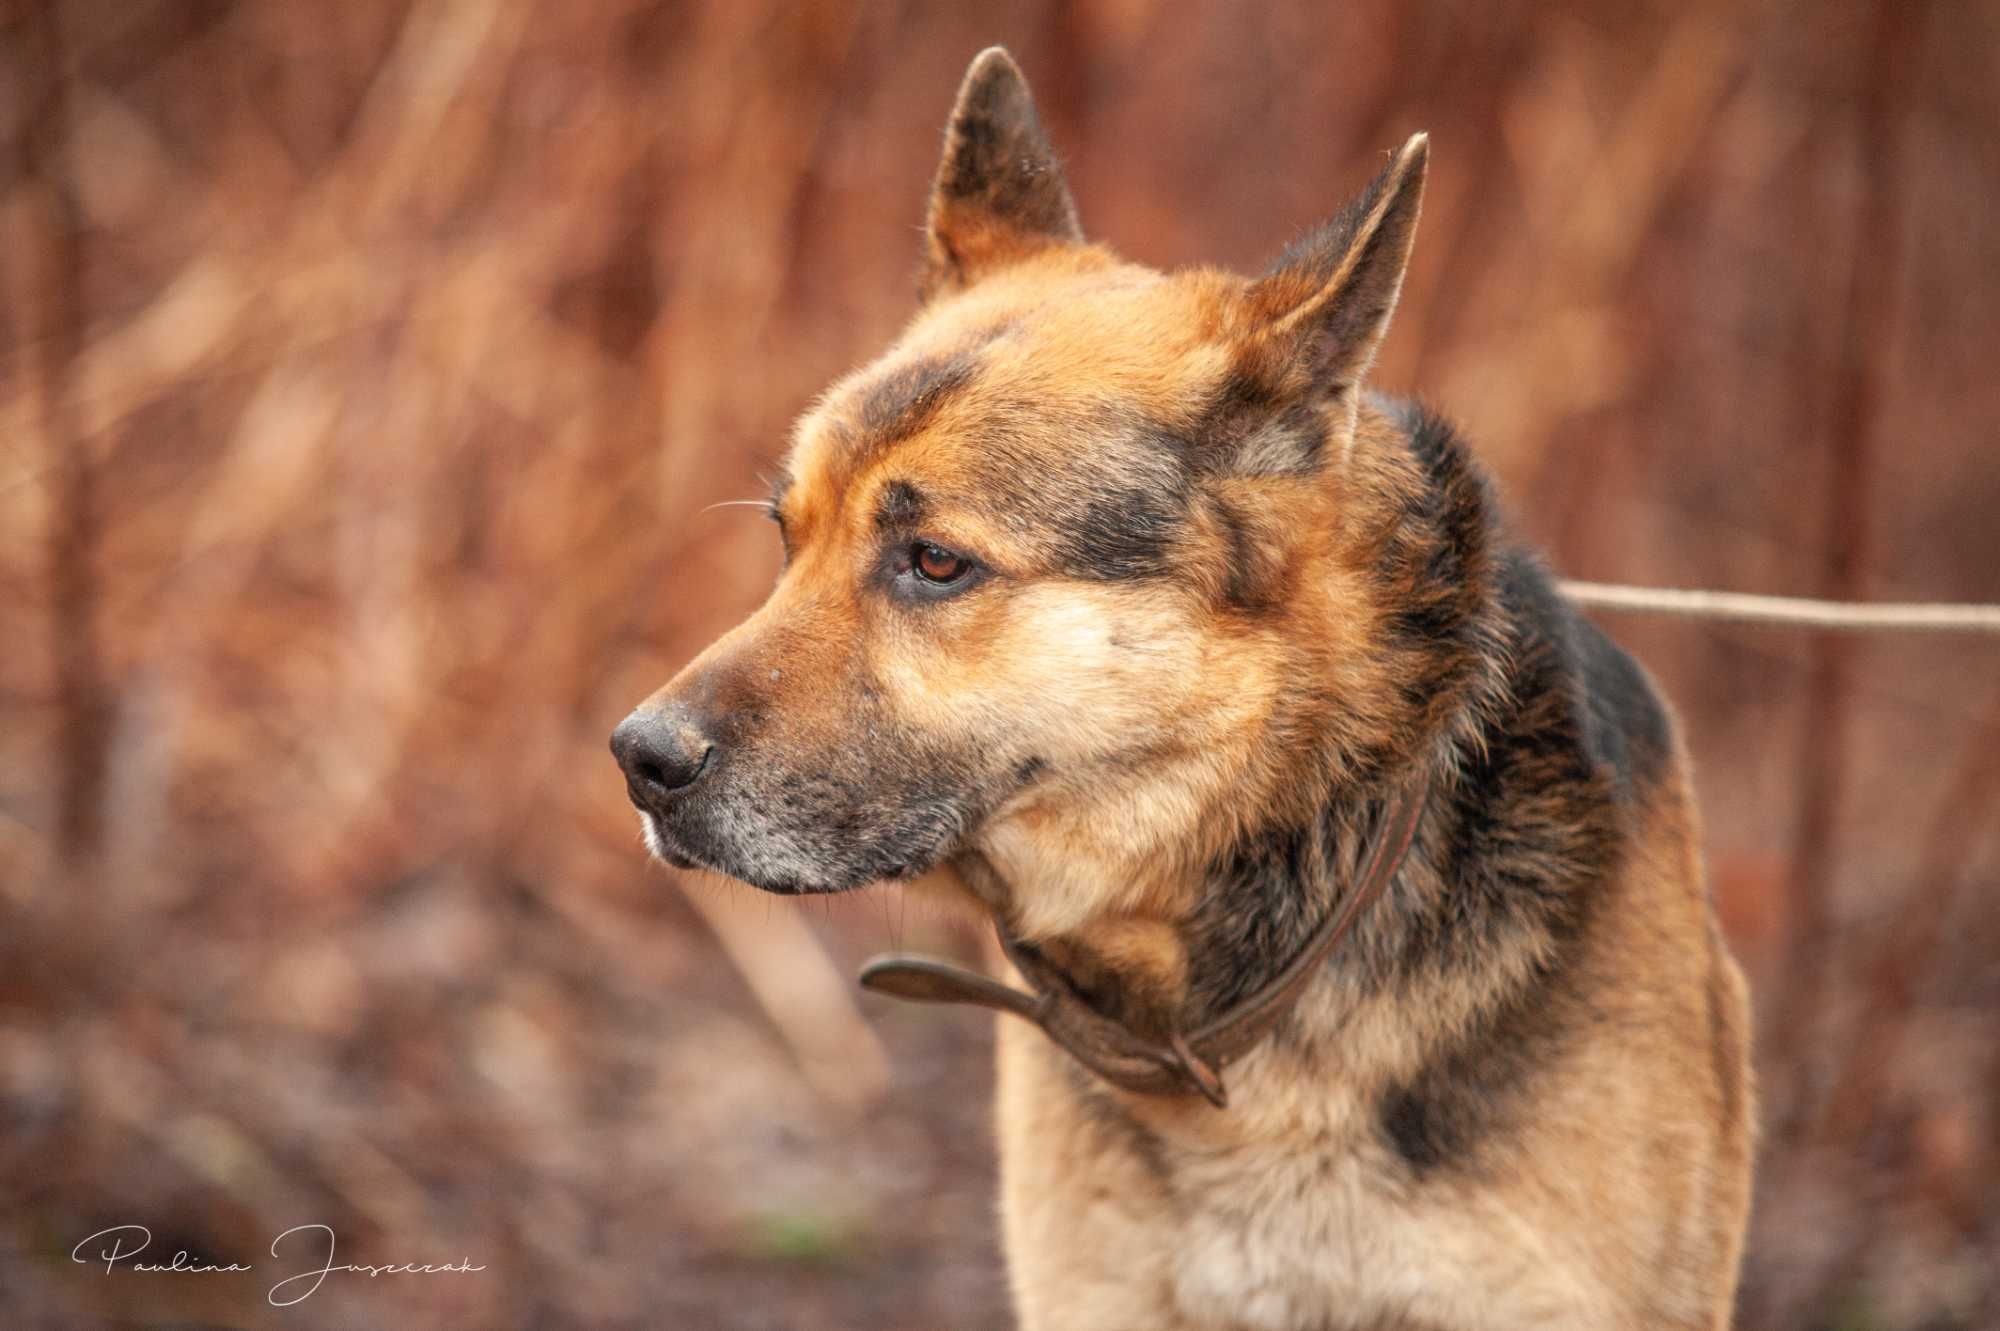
[785,268,1237,512]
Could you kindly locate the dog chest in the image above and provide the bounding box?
[1163,1143,1613,1330]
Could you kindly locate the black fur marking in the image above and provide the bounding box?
[1194,369,1282,454]
[1381,1086,1447,1172]
[1377,407,1492,661]
[1196,808,1329,1017]
[1568,616,1671,796]
[1387,598,1461,647]
[1375,925,1602,1178]
[1210,367,1285,419]
[873,479,926,533]
[1210,497,1268,610]
[946,106,1002,180]
[859,354,975,444]
[1048,482,1185,581]
[1488,543,1670,801]
[1375,937,1599,1179]
[1190,371,1330,476]
[969,408,1195,583]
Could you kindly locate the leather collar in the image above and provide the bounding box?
[858,779,1428,1109]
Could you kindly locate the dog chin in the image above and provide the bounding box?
[638,813,700,870]
[637,811,872,896]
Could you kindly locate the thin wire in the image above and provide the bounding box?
[1560,580,2000,635]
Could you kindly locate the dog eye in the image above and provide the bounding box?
[913,542,971,585]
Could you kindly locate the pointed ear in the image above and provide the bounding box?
[1245,132,1428,414]
[920,48,1083,303]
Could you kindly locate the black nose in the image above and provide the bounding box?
[611,705,713,804]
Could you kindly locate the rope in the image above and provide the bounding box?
[1558,581,2000,636]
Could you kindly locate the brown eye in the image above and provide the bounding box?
[914,542,970,584]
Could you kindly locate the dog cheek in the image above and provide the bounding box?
[984,592,1208,749]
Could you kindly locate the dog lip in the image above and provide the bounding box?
[641,808,840,895]
[656,843,701,871]
[640,813,702,870]
[758,879,855,897]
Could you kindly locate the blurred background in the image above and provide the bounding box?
[3,1,1997,1327]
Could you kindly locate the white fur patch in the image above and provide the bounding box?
[1165,1145,1615,1330]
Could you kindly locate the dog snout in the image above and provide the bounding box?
[611,704,713,806]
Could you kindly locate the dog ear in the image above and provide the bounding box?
[1225,134,1428,469]
[921,47,1083,303]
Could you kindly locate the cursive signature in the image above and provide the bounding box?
[265,1224,486,1307]
[71,1223,487,1306]
[72,1226,251,1276]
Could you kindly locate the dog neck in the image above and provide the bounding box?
[863,778,1429,1108]
[1171,401,1507,1031]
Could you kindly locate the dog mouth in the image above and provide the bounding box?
[637,814,701,871]
[637,808,873,897]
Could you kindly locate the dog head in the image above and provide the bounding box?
[614,49,1441,935]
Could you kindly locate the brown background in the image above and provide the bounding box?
[4,1,1998,1327]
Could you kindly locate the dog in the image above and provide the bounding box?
[612,47,1754,1330]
